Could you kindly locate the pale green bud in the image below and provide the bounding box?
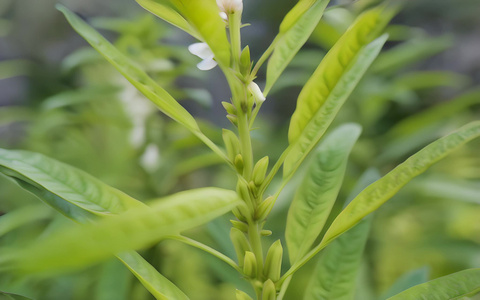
[255,196,275,220]
[230,227,251,267]
[240,46,251,76]
[243,251,257,278]
[264,240,283,282]
[227,114,238,126]
[230,220,249,232]
[222,101,237,115]
[252,156,269,186]
[234,154,244,174]
[262,279,277,300]
[261,230,272,236]
[236,289,253,300]
[222,129,240,162]
[236,180,252,204]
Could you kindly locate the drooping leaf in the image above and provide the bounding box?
[117,252,190,300]
[0,291,33,300]
[56,5,200,132]
[303,218,372,300]
[135,0,197,38]
[0,148,146,221]
[285,123,361,263]
[321,121,480,247]
[380,267,430,300]
[387,268,480,300]
[265,0,330,95]
[3,188,240,273]
[303,168,380,300]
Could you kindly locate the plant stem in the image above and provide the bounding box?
[167,235,242,273]
[229,12,242,70]
[251,36,279,81]
[238,111,253,179]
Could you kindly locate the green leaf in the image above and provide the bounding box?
[380,267,430,300]
[283,31,388,179]
[56,5,200,132]
[0,291,33,300]
[321,121,480,247]
[135,0,197,39]
[117,252,190,300]
[303,218,372,300]
[303,168,379,300]
[285,123,361,263]
[171,0,230,68]
[0,205,52,237]
[0,149,146,221]
[3,188,240,273]
[265,0,329,95]
[387,269,480,300]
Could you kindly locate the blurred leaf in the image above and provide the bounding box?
[265,0,329,95]
[283,9,390,178]
[321,121,480,247]
[0,60,32,80]
[395,71,470,90]
[41,86,120,111]
[95,259,131,300]
[57,5,200,133]
[0,291,33,300]
[3,188,240,273]
[0,149,146,221]
[412,176,480,204]
[380,267,430,300]
[0,205,52,237]
[285,123,361,263]
[387,269,480,300]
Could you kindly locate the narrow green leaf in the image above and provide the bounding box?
[56,5,200,132]
[285,123,361,263]
[387,269,480,300]
[265,0,329,95]
[171,0,230,68]
[303,168,380,300]
[0,291,33,300]
[0,205,52,237]
[0,149,146,220]
[321,121,480,247]
[117,252,190,300]
[283,33,388,179]
[135,0,197,38]
[4,188,240,273]
[303,218,372,300]
[380,267,430,300]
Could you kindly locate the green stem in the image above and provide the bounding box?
[251,36,279,80]
[248,221,264,276]
[277,276,292,300]
[238,110,253,180]
[167,235,242,273]
[229,12,242,70]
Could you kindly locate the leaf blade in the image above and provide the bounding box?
[285,123,361,263]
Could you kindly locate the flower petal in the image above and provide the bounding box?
[248,81,266,102]
[188,43,214,60]
[197,57,218,71]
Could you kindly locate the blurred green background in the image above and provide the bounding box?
[1,0,479,299]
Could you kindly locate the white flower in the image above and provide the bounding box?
[248,81,266,103]
[216,0,243,14]
[188,42,217,71]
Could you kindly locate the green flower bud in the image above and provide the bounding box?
[261,229,272,236]
[252,156,269,186]
[243,251,257,278]
[255,196,275,220]
[240,46,251,76]
[227,114,238,126]
[222,101,237,115]
[236,180,252,205]
[230,227,251,267]
[230,220,249,232]
[236,289,253,300]
[232,207,246,222]
[262,279,277,300]
[264,240,283,282]
[234,154,244,174]
[222,129,240,162]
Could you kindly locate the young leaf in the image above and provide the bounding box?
[302,168,380,300]
[265,0,329,95]
[56,5,200,133]
[283,5,394,178]
[285,123,361,263]
[387,268,480,300]
[303,218,372,300]
[135,0,197,39]
[321,121,480,247]
[0,148,146,220]
[117,252,190,300]
[3,188,240,273]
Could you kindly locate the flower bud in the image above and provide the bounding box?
[230,227,251,266]
[252,156,269,186]
[230,220,249,232]
[236,289,253,300]
[222,101,237,115]
[243,251,257,278]
[264,240,283,282]
[240,46,251,76]
[236,180,252,205]
[262,279,277,300]
[261,230,272,236]
[248,81,266,103]
[217,0,243,14]
[227,114,238,126]
[234,154,244,174]
[255,196,275,221]
[222,129,240,162]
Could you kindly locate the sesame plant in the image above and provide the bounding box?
[1,0,480,299]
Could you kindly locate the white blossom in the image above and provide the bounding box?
[188,42,217,71]
[248,81,266,102]
[216,0,243,14]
